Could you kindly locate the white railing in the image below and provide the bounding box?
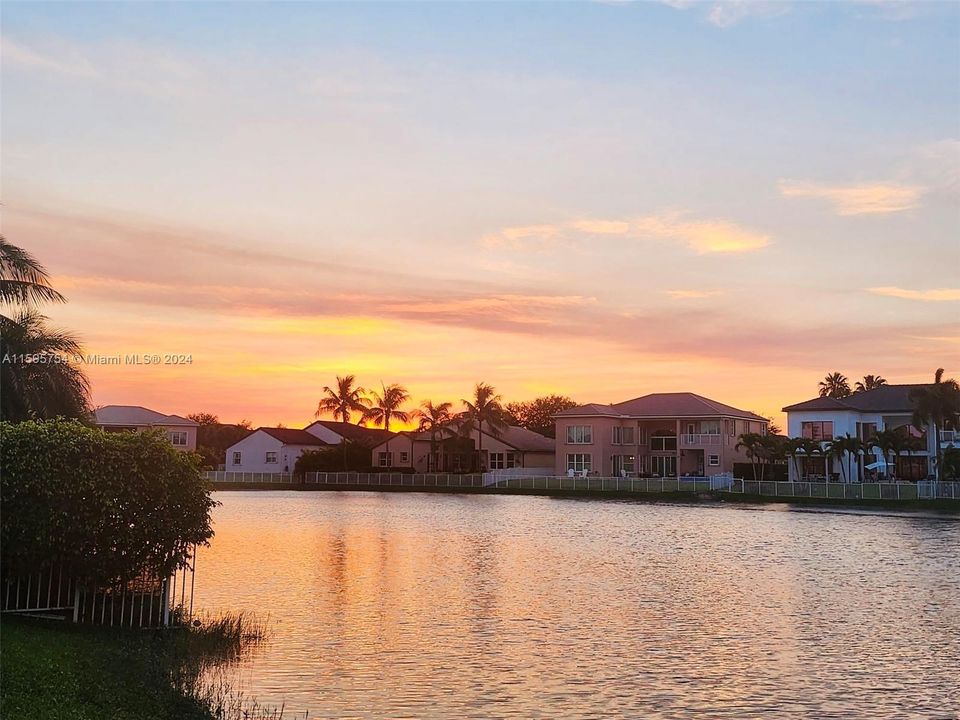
[680,433,722,446]
[918,480,960,499]
[940,430,959,444]
[482,467,555,486]
[204,471,294,484]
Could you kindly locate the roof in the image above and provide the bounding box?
[94,405,198,427]
[783,384,932,414]
[488,425,555,453]
[307,420,397,447]
[255,427,328,446]
[555,393,766,422]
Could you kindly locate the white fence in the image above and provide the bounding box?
[1,552,196,628]
[731,480,960,501]
[482,467,555,486]
[204,471,294,484]
[917,481,960,499]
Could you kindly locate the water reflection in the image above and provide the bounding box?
[195,492,960,718]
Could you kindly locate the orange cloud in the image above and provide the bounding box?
[867,286,960,302]
[779,180,925,215]
[666,289,725,299]
[632,212,771,254]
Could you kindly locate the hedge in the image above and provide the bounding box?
[0,420,216,587]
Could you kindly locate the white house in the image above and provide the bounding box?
[224,427,328,473]
[94,405,198,451]
[783,384,952,482]
[224,420,396,473]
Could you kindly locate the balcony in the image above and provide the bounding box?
[679,433,722,447]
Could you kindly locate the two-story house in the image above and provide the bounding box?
[783,384,952,482]
[93,405,198,451]
[553,393,768,477]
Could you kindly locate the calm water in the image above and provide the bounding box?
[195,491,960,718]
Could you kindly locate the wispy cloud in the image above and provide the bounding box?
[1,37,99,78]
[632,212,771,254]
[867,286,960,302]
[484,212,770,254]
[661,0,792,28]
[666,289,726,299]
[778,180,925,215]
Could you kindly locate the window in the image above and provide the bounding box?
[399,451,409,464]
[232,451,241,465]
[651,456,676,477]
[708,454,720,467]
[489,452,505,469]
[612,426,635,445]
[637,427,647,444]
[378,452,393,467]
[566,425,593,444]
[650,434,677,452]
[265,451,278,464]
[611,455,636,475]
[801,421,834,441]
[170,431,188,446]
[861,423,877,441]
[701,421,721,435]
[567,453,592,472]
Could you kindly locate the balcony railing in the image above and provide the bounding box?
[680,433,722,447]
[941,430,959,444]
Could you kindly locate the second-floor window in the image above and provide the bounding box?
[651,434,677,452]
[566,425,592,444]
[612,426,635,445]
[170,431,188,446]
[232,451,241,465]
[265,451,278,464]
[801,421,834,441]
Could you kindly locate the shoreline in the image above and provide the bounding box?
[208,481,960,513]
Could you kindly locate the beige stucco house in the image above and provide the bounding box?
[93,405,199,451]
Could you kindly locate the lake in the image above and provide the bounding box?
[194,491,959,718]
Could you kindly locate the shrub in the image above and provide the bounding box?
[0,419,216,586]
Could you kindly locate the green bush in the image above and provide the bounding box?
[0,419,216,586]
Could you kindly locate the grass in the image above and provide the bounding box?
[1,613,286,720]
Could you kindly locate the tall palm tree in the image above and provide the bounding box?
[869,428,903,480]
[0,310,91,421]
[736,432,768,481]
[789,437,823,481]
[315,375,369,424]
[825,434,861,483]
[0,236,66,306]
[910,368,960,481]
[818,372,852,399]
[0,239,90,421]
[413,400,453,472]
[855,374,887,393]
[364,383,411,468]
[460,382,508,472]
[316,375,370,469]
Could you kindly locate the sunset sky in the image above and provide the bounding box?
[3,1,958,429]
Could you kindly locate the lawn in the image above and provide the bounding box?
[1,616,212,720]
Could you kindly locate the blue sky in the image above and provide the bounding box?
[2,1,958,425]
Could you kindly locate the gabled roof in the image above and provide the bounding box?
[783,384,932,414]
[94,405,198,427]
[555,393,765,422]
[306,420,397,447]
[256,427,328,446]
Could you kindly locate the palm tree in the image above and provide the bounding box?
[460,382,508,472]
[315,375,370,469]
[735,432,767,481]
[0,310,91,421]
[315,375,369,423]
[364,383,411,468]
[868,428,902,480]
[0,236,66,306]
[793,438,823,481]
[818,372,852,399]
[910,369,960,480]
[0,239,90,421]
[855,374,887,393]
[825,434,862,483]
[413,400,453,472]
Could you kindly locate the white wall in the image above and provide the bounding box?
[224,430,320,473]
